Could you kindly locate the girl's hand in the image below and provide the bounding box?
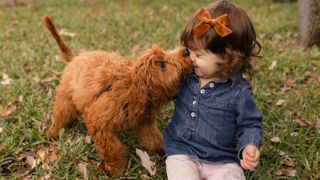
[240,145,260,171]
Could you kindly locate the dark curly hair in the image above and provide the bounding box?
[180,0,261,80]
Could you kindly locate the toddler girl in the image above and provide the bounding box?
[164,1,263,179]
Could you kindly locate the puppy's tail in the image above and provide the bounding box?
[44,16,74,63]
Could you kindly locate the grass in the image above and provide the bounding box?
[0,0,319,179]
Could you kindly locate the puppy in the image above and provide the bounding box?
[44,16,192,176]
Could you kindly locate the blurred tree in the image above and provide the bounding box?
[298,0,320,47]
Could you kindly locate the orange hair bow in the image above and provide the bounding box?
[193,8,232,38]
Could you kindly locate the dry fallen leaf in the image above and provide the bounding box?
[43,173,52,180]
[269,60,277,71]
[47,145,59,163]
[283,156,295,167]
[84,135,91,144]
[36,149,46,162]
[17,153,38,169]
[1,73,13,85]
[274,169,284,176]
[276,99,285,106]
[294,118,311,127]
[271,136,281,143]
[0,104,16,117]
[18,95,24,102]
[140,174,150,180]
[78,162,89,180]
[278,150,285,156]
[59,29,76,38]
[131,44,140,53]
[136,148,156,176]
[287,169,297,177]
[316,120,320,133]
[36,148,50,170]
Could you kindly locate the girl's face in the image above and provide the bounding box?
[189,49,226,81]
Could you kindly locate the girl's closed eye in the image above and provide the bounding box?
[195,50,206,57]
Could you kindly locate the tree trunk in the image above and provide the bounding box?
[298,0,320,48]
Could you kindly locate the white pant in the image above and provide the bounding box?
[166,155,245,180]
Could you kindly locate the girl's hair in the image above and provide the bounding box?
[180,0,261,80]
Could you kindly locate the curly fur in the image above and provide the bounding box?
[44,16,192,176]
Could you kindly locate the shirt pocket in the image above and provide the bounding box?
[201,96,236,147]
[203,96,235,119]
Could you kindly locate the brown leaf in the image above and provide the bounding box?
[274,169,284,176]
[99,28,107,36]
[0,105,16,117]
[276,99,285,106]
[41,75,58,83]
[284,80,296,87]
[43,173,53,180]
[59,29,76,39]
[136,148,156,176]
[22,176,32,180]
[141,174,150,180]
[131,44,140,53]
[36,149,46,162]
[294,118,311,127]
[1,73,13,85]
[281,80,296,92]
[84,135,91,144]
[287,169,297,177]
[283,156,295,167]
[271,136,281,143]
[17,153,37,169]
[5,20,18,36]
[48,145,59,163]
[278,150,285,156]
[316,120,320,133]
[78,163,89,180]
[268,60,277,71]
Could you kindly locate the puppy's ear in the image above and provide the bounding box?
[139,44,163,60]
[150,43,163,55]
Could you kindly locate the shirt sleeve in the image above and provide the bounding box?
[236,86,263,160]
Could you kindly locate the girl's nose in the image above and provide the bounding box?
[190,55,196,62]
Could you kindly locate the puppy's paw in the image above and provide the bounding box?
[104,161,127,177]
[47,127,60,139]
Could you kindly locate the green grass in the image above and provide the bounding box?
[0,0,319,179]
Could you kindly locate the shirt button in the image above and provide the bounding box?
[209,83,214,87]
[200,89,205,94]
[192,100,197,105]
[191,112,196,117]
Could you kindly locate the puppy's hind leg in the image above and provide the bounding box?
[48,86,78,138]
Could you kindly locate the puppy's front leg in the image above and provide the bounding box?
[134,110,163,155]
[90,129,129,176]
[84,98,129,176]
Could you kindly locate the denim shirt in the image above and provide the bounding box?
[164,72,263,164]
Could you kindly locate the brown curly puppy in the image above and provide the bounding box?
[44,16,192,176]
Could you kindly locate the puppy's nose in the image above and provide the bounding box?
[183,48,190,56]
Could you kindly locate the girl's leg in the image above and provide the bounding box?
[201,163,245,180]
[165,155,201,180]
